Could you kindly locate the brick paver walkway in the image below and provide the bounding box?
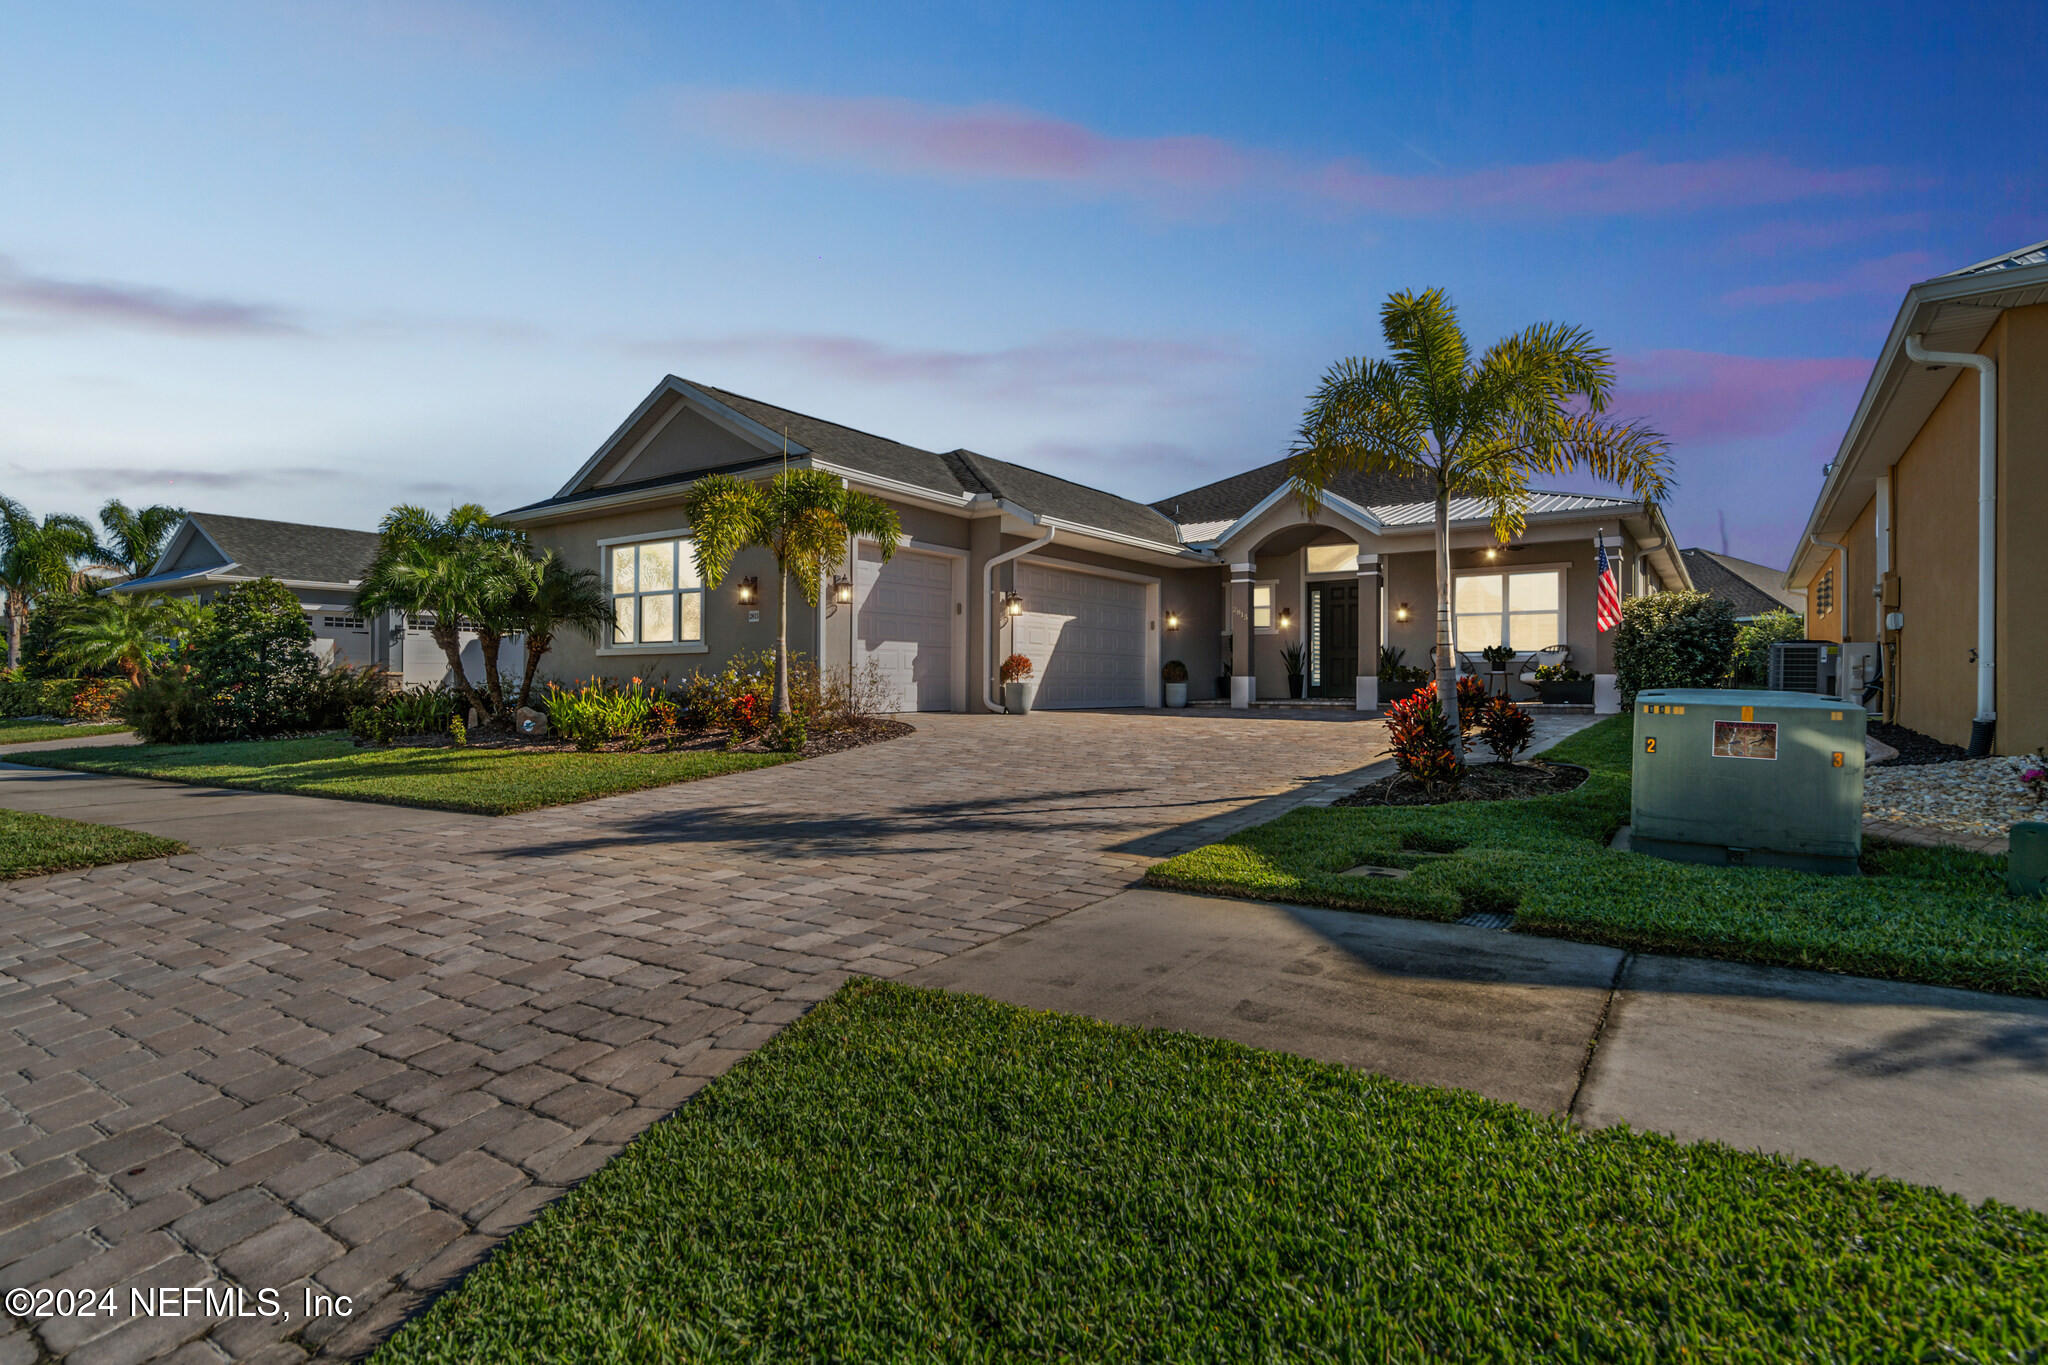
[0,711,1390,1363]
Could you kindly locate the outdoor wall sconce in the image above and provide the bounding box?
[737,576,758,605]
[1165,610,1180,631]
[832,576,853,605]
[1395,602,1411,622]
[1001,591,1025,618]
[1485,547,1498,560]
[1277,606,1293,630]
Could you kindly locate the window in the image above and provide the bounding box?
[607,536,704,647]
[1251,582,1276,632]
[321,614,365,631]
[1305,542,1360,576]
[1815,568,1835,617]
[1453,568,1563,653]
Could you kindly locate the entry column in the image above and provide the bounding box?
[1355,553,1381,710]
[1229,562,1255,708]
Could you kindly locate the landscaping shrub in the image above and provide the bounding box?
[1000,653,1033,683]
[818,659,891,730]
[1478,693,1534,763]
[189,578,323,739]
[18,594,97,680]
[679,652,777,737]
[544,678,658,751]
[1612,590,1738,702]
[1161,659,1188,684]
[116,671,208,744]
[347,686,457,745]
[0,675,126,720]
[1384,683,1462,793]
[767,712,808,753]
[1454,673,1490,731]
[1729,608,1806,688]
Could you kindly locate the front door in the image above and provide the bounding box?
[1308,582,1358,698]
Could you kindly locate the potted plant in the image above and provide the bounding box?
[1281,642,1307,699]
[1481,644,1517,694]
[1377,645,1431,703]
[1529,662,1593,705]
[1161,659,1189,708]
[1000,653,1037,714]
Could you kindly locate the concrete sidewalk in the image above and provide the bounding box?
[0,763,491,847]
[913,887,2048,1212]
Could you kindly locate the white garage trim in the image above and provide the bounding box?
[1011,557,1161,709]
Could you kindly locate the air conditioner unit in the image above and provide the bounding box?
[1768,640,1837,695]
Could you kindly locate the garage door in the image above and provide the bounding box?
[1014,562,1148,708]
[855,543,954,712]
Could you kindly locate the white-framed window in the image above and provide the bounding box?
[1251,582,1276,632]
[606,535,705,648]
[1453,567,1563,653]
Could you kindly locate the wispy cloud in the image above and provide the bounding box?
[0,256,302,335]
[679,90,1892,218]
[4,462,335,491]
[1726,211,1931,258]
[1615,350,1869,444]
[629,330,1247,405]
[1719,251,1937,308]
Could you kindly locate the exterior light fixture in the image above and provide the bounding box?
[832,576,853,605]
[1002,592,1025,618]
[1485,547,1498,560]
[737,576,758,605]
[1395,602,1411,622]
[1165,610,1180,631]
[1277,606,1293,630]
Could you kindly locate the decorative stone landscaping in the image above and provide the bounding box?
[1864,753,2047,838]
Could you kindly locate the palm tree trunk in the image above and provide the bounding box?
[517,634,551,708]
[477,629,506,717]
[5,607,18,671]
[1433,488,1464,762]
[432,624,490,719]
[774,565,791,718]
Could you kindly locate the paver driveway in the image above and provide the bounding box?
[0,710,1387,1364]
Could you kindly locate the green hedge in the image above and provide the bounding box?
[0,676,127,721]
[1612,590,1738,702]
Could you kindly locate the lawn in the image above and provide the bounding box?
[0,808,184,878]
[5,735,792,815]
[374,981,2047,1363]
[1147,714,2048,998]
[0,717,129,745]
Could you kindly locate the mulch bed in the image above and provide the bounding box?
[1336,760,1588,808]
[376,718,915,759]
[1866,720,1971,767]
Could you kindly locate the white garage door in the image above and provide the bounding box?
[855,543,954,712]
[1014,562,1148,708]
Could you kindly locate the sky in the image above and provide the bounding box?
[3,1,2043,569]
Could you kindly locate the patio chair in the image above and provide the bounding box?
[1517,647,1570,685]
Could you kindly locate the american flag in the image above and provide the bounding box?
[1595,530,1621,632]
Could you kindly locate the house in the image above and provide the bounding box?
[1787,238,2048,755]
[1680,548,1803,622]
[110,511,481,686]
[498,376,1691,713]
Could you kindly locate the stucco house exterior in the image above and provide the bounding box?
[1788,238,2048,755]
[499,376,1689,714]
[111,511,483,687]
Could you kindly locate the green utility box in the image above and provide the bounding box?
[2011,822,2048,898]
[1630,688,1865,875]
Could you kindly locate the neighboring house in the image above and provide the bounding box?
[110,511,483,687]
[1680,548,1803,622]
[1787,238,2048,755]
[502,376,1689,713]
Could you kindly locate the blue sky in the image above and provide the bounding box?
[3,1,2042,566]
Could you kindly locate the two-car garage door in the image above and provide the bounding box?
[1014,562,1149,709]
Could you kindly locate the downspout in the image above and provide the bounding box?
[1903,334,1997,754]
[1633,534,1664,596]
[982,526,1055,713]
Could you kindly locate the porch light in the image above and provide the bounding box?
[1485,547,1498,560]
[737,576,758,605]
[1395,602,1411,622]
[1002,591,1025,618]
[832,575,853,605]
[1165,610,1180,631]
[1277,606,1293,630]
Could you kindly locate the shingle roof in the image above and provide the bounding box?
[942,449,1183,545]
[1680,548,1800,618]
[695,384,976,498]
[186,513,381,585]
[1151,458,1438,528]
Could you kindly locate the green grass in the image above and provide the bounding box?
[374,980,2047,1364]
[1148,715,2048,998]
[6,735,792,815]
[0,717,129,745]
[0,807,183,878]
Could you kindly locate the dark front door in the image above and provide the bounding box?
[1309,582,1358,698]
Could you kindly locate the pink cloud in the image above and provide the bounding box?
[680,90,1891,218]
[0,255,301,335]
[1614,350,1869,444]
[1719,251,1937,308]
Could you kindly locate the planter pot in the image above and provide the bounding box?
[1535,680,1594,705]
[1002,680,1037,715]
[1382,682,1425,704]
[1489,669,1508,695]
[1287,675,1306,700]
[1163,681,1188,708]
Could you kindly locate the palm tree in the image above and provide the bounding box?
[681,469,902,717]
[95,500,187,577]
[1289,289,1671,756]
[56,593,209,684]
[508,551,611,708]
[0,499,99,669]
[358,505,529,720]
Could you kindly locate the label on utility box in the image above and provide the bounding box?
[1712,720,1778,760]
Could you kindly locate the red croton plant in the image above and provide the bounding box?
[1000,654,1034,684]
